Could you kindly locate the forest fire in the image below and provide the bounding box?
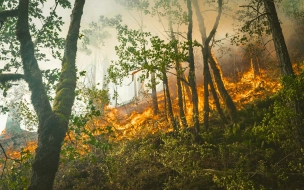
[0,65,284,159]
[2,0,304,188]
[79,66,283,141]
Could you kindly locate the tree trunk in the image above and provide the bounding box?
[203,46,210,130]
[250,49,260,77]
[176,61,188,128]
[208,74,227,124]
[182,72,192,104]
[187,0,200,134]
[16,0,85,189]
[263,0,294,76]
[151,71,159,115]
[263,0,304,148]
[162,71,176,130]
[209,54,237,121]
[193,0,237,122]
[169,20,188,128]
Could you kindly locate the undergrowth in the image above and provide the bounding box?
[2,73,304,189]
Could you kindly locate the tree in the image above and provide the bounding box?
[192,0,235,123]
[263,0,294,76]
[186,0,200,134]
[0,0,86,189]
[108,24,181,129]
[239,0,294,77]
[113,0,160,115]
[153,0,189,128]
[169,20,188,128]
[240,0,303,148]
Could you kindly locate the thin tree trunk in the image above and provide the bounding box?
[202,0,223,129]
[169,20,188,128]
[203,46,210,130]
[182,71,192,104]
[163,71,176,130]
[16,0,85,189]
[193,0,237,122]
[176,61,188,128]
[151,71,159,115]
[187,0,200,134]
[209,54,237,121]
[208,73,227,124]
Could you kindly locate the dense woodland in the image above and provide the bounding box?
[1,0,304,189]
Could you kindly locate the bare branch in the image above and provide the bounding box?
[240,5,263,15]
[244,13,267,28]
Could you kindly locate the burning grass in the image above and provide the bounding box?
[73,67,284,141]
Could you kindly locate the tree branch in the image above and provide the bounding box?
[0,73,24,85]
[52,0,85,120]
[0,9,19,19]
[0,9,19,29]
[16,0,53,123]
[205,0,223,46]
[0,143,20,180]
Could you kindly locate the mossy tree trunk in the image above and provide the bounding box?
[15,0,85,189]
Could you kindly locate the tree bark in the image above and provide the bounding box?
[202,0,223,129]
[151,71,159,115]
[203,46,210,130]
[209,54,237,121]
[162,71,176,130]
[16,0,85,189]
[169,20,188,128]
[263,0,304,149]
[263,0,294,76]
[187,0,200,134]
[208,73,227,124]
[192,0,237,122]
[163,72,177,131]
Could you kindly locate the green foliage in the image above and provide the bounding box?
[80,15,122,55]
[108,22,189,88]
[0,148,34,189]
[231,0,271,46]
[152,0,187,25]
[282,0,304,18]
[3,75,304,189]
[0,0,68,73]
[41,68,61,101]
[115,0,150,14]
